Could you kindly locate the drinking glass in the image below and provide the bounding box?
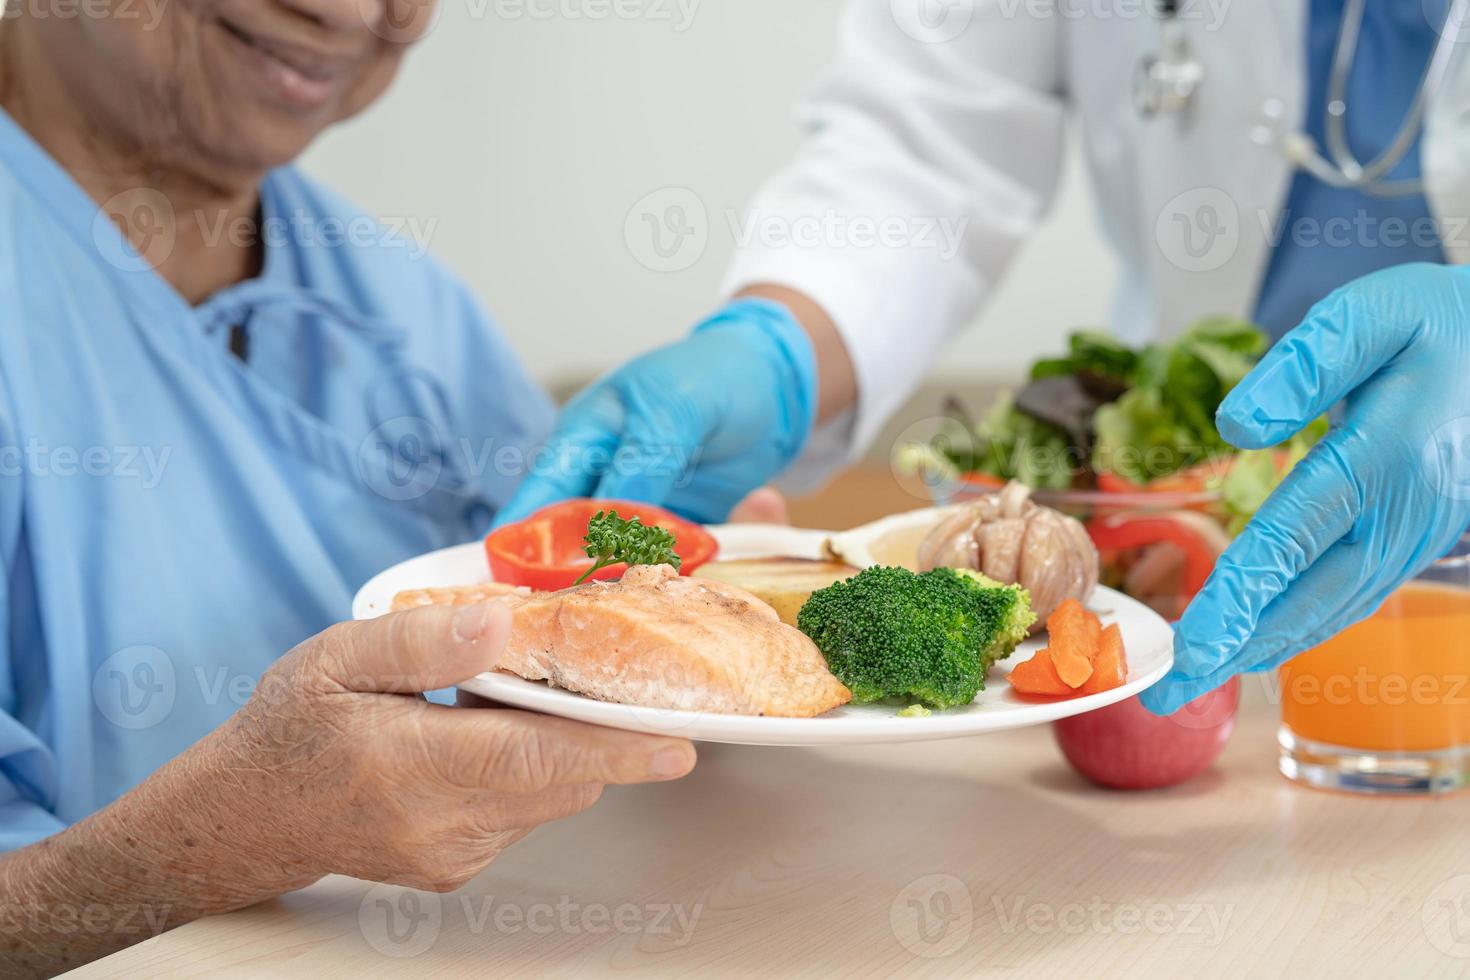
[1279,535,1470,795]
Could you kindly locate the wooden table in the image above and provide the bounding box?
[71,679,1470,978]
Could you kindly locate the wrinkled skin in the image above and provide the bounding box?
[208,603,696,893]
[0,2,700,975]
[0,603,695,975]
[0,0,434,181]
[0,0,441,303]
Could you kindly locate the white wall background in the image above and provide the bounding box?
[301,0,1118,391]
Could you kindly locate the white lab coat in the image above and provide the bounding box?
[724,0,1470,468]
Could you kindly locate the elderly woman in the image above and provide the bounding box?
[0,2,695,972]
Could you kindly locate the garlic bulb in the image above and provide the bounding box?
[916,482,1099,627]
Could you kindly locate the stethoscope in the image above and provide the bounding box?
[1133,0,1466,197]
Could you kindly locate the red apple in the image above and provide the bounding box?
[1051,678,1240,790]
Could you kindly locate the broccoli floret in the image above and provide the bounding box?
[896,704,933,718]
[946,568,1037,665]
[797,566,1037,710]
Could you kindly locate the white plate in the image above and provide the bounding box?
[353,525,1174,746]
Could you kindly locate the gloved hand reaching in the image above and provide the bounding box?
[495,298,819,526]
[1142,263,1470,715]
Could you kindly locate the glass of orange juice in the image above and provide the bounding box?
[1279,535,1470,795]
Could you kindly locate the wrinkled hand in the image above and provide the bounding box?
[172,602,697,895]
[1143,263,1470,715]
[495,299,818,526]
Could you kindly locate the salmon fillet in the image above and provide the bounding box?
[392,582,527,611]
[395,565,851,717]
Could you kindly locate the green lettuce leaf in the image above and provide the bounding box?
[1092,387,1211,483]
[1030,330,1140,384]
[1093,318,1269,484]
[906,316,1278,491]
[1217,417,1330,535]
[926,393,1074,489]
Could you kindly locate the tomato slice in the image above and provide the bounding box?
[1095,459,1231,496]
[484,499,719,591]
[958,471,1008,492]
[1085,511,1231,605]
[1097,450,1301,497]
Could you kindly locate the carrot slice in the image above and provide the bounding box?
[1077,623,1128,696]
[1083,608,1102,653]
[1008,648,1073,697]
[1046,599,1096,689]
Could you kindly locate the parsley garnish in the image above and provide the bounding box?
[573,510,681,586]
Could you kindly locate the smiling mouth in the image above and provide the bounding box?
[217,18,345,109]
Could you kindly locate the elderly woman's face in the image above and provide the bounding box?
[70,0,437,173]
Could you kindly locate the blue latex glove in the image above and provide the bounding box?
[1142,263,1470,715]
[494,298,818,526]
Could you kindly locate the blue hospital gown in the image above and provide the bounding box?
[0,109,554,849]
